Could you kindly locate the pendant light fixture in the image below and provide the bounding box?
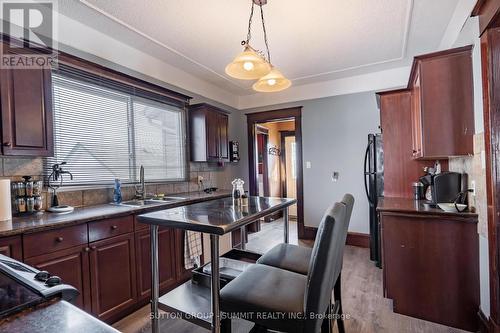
[225,0,291,92]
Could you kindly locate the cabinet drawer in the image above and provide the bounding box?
[24,224,88,258]
[89,216,134,242]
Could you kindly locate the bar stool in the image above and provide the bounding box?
[220,201,349,333]
[255,194,354,332]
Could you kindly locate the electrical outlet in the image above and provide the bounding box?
[306,161,312,169]
[197,175,204,184]
[470,180,476,196]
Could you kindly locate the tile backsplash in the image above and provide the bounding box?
[449,133,488,237]
[1,158,228,209]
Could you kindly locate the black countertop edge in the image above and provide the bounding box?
[0,191,232,237]
[138,198,297,235]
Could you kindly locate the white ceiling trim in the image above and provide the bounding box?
[238,66,411,109]
[292,0,414,82]
[438,0,477,50]
[77,0,248,91]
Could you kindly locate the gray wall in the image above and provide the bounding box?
[241,91,381,233]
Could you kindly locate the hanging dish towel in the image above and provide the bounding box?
[184,230,202,270]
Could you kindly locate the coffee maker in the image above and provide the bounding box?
[419,171,467,206]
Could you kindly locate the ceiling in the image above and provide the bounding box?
[58,0,460,99]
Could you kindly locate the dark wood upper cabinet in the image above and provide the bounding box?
[0,45,54,157]
[89,232,137,322]
[189,103,229,162]
[408,45,474,160]
[25,245,92,312]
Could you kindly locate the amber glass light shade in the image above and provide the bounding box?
[252,67,291,92]
[225,47,272,80]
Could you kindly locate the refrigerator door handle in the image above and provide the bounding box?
[364,143,374,205]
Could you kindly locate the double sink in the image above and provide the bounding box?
[117,196,187,207]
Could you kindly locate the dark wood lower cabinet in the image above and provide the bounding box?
[25,245,91,311]
[380,212,479,332]
[89,232,137,322]
[135,228,176,302]
[12,213,199,324]
[0,235,22,260]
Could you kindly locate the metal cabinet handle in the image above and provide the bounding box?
[56,237,64,242]
[111,225,118,230]
[84,247,90,252]
[91,246,96,250]
[3,142,11,147]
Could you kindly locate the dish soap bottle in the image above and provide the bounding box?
[113,178,122,204]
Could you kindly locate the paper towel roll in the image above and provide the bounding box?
[0,179,12,221]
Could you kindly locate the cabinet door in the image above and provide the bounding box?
[411,72,423,159]
[206,111,220,160]
[135,228,176,302]
[0,235,22,260]
[0,65,53,156]
[25,245,91,311]
[89,233,137,322]
[218,113,229,160]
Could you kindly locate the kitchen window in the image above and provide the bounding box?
[46,66,187,185]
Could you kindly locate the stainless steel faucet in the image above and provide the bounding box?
[135,165,146,200]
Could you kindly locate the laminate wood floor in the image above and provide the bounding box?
[113,219,468,333]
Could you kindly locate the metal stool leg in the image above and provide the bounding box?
[334,274,345,333]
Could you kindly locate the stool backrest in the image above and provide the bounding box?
[303,199,351,332]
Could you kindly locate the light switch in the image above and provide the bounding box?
[470,180,476,196]
[306,161,311,169]
[332,172,339,182]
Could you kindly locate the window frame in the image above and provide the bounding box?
[46,56,191,187]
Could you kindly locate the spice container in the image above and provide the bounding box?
[16,197,26,213]
[33,181,43,196]
[34,196,43,211]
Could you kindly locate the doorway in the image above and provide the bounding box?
[246,107,305,239]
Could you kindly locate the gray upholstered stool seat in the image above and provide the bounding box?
[220,263,307,332]
[256,194,354,277]
[256,243,312,275]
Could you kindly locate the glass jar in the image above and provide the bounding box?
[13,182,26,197]
[33,181,43,196]
[26,197,35,213]
[16,197,26,213]
[25,181,34,197]
[34,196,43,211]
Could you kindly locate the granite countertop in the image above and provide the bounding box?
[0,190,231,237]
[0,300,119,333]
[138,196,297,235]
[377,197,478,218]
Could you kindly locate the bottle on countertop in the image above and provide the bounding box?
[113,178,122,204]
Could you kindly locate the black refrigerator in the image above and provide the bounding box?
[364,134,384,268]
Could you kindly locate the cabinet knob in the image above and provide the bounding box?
[3,142,11,147]
[84,247,90,252]
[56,236,64,242]
[111,225,118,230]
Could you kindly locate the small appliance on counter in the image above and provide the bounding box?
[0,253,78,320]
[47,162,74,213]
[11,176,44,216]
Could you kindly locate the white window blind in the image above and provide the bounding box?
[47,73,187,185]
